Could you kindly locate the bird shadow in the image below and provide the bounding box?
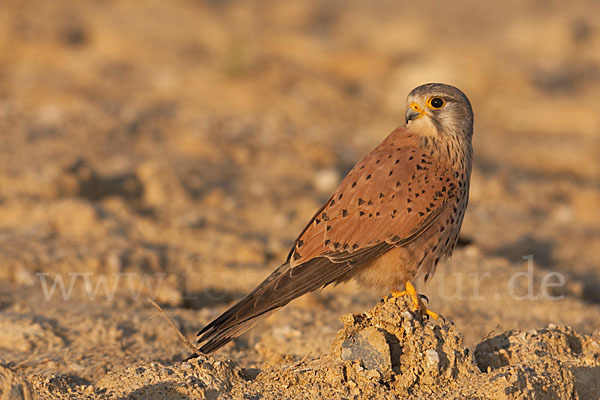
[575,272,600,304]
[493,235,600,304]
[182,288,246,310]
[492,235,556,268]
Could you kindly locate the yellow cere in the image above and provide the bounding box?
[409,102,425,118]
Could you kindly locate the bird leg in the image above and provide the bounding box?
[391,281,440,320]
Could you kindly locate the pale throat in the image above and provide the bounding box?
[405,116,439,138]
[407,117,471,171]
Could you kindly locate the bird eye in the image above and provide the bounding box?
[427,97,445,109]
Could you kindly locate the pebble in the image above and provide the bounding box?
[425,349,440,368]
[313,168,340,193]
[14,268,36,286]
[181,362,192,371]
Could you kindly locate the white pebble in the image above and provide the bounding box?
[425,349,439,367]
[401,311,413,321]
[180,362,192,371]
[313,168,340,192]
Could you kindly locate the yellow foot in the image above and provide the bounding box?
[391,281,440,321]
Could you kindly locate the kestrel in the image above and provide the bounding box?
[190,83,473,355]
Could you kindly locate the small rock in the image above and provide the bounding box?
[180,362,192,371]
[155,284,183,307]
[340,328,391,375]
[425,349,440,368]
[313,168,340,193]
[106,251,124,273]
[401,311,413,321]
[14,268,35,286]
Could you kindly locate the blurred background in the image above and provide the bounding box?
[0,0,599,383]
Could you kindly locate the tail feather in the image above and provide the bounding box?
[185,244,389,358]
[186,257,344,357]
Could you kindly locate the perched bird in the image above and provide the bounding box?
[189,83,474,355]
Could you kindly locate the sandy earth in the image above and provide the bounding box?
[0,0,599,398]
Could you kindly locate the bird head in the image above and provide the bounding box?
[404,83,474,139]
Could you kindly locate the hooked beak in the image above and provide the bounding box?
[405,102,425,123]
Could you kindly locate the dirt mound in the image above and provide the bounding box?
[27,297,596,399]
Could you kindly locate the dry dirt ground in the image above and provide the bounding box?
[0,0,599,399]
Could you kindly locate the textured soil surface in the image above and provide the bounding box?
[0,0,599,399]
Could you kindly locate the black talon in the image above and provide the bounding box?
[418,294,429,304]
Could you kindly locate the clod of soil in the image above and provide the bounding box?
[49,297,598,399]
